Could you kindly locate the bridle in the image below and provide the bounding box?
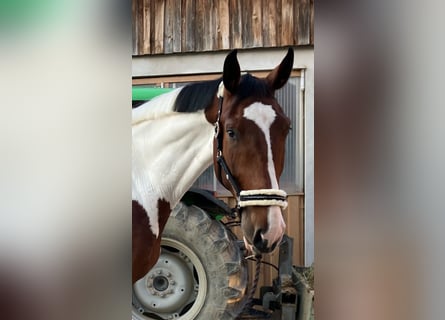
[214,82,288,214]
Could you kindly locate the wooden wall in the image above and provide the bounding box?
[133,0,314,55]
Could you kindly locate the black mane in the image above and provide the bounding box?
[173,74,272,113]
[173,78,222,113]
[236,74,272,101]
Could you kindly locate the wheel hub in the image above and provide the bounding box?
[134,250,197,314]
[152,275,169,292]
[146,269,177,298]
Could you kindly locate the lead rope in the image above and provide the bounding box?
[241,254,262,316]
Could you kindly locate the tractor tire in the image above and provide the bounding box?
[132,202,248,320]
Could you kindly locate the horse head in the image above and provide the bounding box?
[211,49,294,255]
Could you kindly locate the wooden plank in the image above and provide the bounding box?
[195,0,204,51]
[194,0,205,51]
[181,0,186,51]
[251,0,263,47]
[300,196,306,264]
[133,73,222,86]
[242,69,302,79]
[132,0,138,55]
[217,0,230,49]
[149,0,156,53]
[281,0,294,46]
[132,70,302,86]
[268,0,277,47]
[134,0,147,55]
[241,0,253,47]
[310,0,314,45]
[180,0,185,51]
[161,0,182,53]
[229,0,242,48]
[172,0,182,52]
[295,0,311,45]
[286,195,304,266]
[261,0,269,47]
[202,0,215,51]
[142,0,152,54]
[153,0,165,54]
[276,0,282,46]
[294,0,299,44]
[212,0,218,49]
[164,0,174,53]
[183,0,195,52]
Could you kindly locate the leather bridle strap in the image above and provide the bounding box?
[215,83,242,197]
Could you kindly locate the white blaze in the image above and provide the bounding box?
[243,103,279,189]
[243,102,286,246]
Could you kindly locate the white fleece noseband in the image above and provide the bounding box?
[239,189,288,209]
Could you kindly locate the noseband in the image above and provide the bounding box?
[214,82,288,212]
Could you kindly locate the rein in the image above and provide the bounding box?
[214,82,288,213]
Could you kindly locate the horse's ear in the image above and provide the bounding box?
[223,49,241,94]
[266,48,294,90]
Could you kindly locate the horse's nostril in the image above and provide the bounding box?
[253,230,268,252]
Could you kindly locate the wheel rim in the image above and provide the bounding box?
[133,238,207,320]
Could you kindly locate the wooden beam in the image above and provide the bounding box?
[132,70,302,86]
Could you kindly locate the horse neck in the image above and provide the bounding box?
[132,93,215,212]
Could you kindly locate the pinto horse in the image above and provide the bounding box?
[132,49,294,284]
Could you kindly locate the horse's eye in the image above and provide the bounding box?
[226,129,236,139]
[285,124,292,134]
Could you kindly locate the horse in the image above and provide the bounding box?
[132,48,294,284]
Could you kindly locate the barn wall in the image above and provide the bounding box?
[132,0,314,55]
